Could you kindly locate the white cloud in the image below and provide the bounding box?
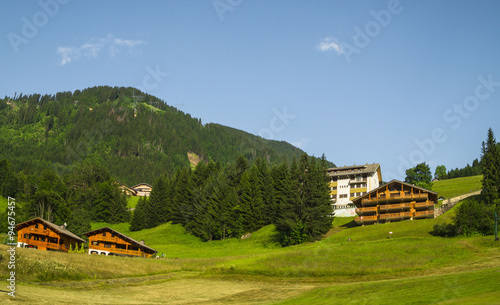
[291,138,311,149]
[316,37,343,54]
[57,34,145,65]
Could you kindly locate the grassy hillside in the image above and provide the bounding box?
[126,196,140,209]
[3,210,499,304]
[2,169,498,304]
[433,175,483,198]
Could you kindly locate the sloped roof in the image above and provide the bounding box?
[15,217,85,243]
[352,179,438,203]
[327,163,380,177]
[131,183,153,189]
[83,227,157,254]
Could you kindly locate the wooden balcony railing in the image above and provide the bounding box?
[414,201,434,209]
[379,203,411,211]
[356,206,378,214]
[18,238,70,251]
[361,193,429,204]
[378,212,412,220]
[414,210,434,218]
[355,215,378,222]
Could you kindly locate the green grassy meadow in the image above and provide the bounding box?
[126,196,140,209]
[2,176,499,304]
[432,175,483,198]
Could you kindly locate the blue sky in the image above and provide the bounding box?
[2,0,500,180]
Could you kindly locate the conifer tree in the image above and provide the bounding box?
[481,128,500,204]
[130,196,147,231]
[239,167,264,233]
[144,175,170,228]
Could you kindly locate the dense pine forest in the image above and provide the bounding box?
[0,86,335,244]
[131,154,333,245]
[0,86,329,186]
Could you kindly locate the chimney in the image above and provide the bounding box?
[140,240,145,245]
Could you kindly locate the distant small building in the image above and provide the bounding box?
[15,218,85,252]
[353,180,437,226]
[432,178,439,182]
[327,163,382,217]
[116,182,137,196]
[131,183,152,197]
[83,227,157,258]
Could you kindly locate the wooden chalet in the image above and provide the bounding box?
[83,227,157,258]
[15,218,85,252]
[131,183,152,197]
[116,182,137,196]
[353,180,437,226]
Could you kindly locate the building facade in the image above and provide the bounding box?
[353,180,437,226]
[327,163,382,217]
[131,183,153,197]
[15,218,85,252]
[83,227,157,258]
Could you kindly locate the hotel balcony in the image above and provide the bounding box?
[355,206,378,215]
[414,201,435,210]
[414,210,435,218]
[379,203,411,212]
[355,215,378,224]
[378,212,412,221]
[360,193,429,206]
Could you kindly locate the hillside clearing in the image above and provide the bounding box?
[432,175,482,198]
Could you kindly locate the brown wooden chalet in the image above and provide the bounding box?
[131,183,152,197]
[353,180,437,226]
[83,227,157,258]
[15,218,85,252]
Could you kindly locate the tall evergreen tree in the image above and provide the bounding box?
[130,196,147,231]
[144,175,170,228]
[239,167,264,232]
[480,128,500,204]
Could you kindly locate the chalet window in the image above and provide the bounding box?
[24,234,30,239]
[35,224,39,228]
[92,241,99,246]
[43,225,48,230]
[116,244,126,250]
[103,232,106,236]
[103,242,111,248]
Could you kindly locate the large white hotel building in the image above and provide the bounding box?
[327,163,382,217]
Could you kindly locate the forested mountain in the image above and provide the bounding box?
[0,86,331,185]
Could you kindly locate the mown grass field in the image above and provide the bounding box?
[2,177,499,304]
[432,175,483,198]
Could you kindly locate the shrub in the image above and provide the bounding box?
[431,222,457,237]
[454,197,495,236]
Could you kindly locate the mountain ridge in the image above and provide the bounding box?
[0,86,333,184]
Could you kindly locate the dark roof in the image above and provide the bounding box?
[83,227,157,254]
[352,179,438,203]
[15,217,85,243]
[327,163,380,177]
